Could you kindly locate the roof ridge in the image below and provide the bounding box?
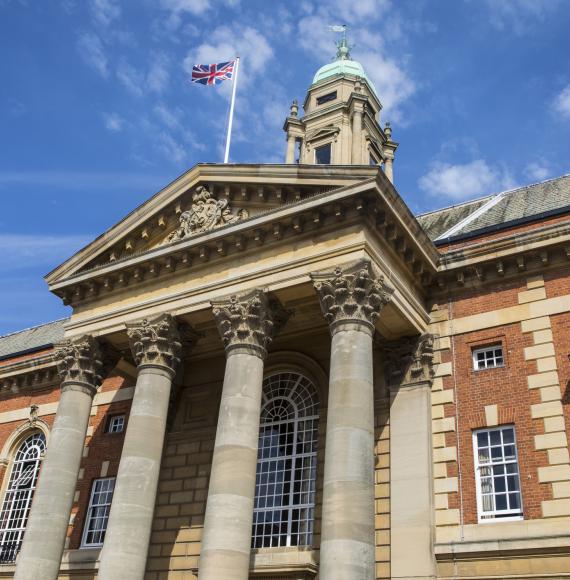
[415,194,494,218]
[0,317,69,341]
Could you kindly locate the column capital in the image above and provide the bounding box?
[383,333,436,389]
[311,261,394,334]
[54,335,104,396]
[212,290,289,359]
[126,314,182,377]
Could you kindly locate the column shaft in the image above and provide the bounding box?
[198,350,264,580]
[97,367,173,580]
[285,134,296,163]
[352,110,362,164]
[320,323,376,580]
[14,386,94,580]
[384,157,394,183]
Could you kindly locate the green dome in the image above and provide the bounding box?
[312,58,378,97]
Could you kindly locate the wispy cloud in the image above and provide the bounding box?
[418,159,516,200]
[147,52,170,93]
[482,0,560,34]
[90,0,121,27]
[0,235,90,272]
[0,170,167,190]
[77,31,109,78]
[116,58,144,96]
[102,112,125,131]
[552,84,570,120]
[525,161,553,182]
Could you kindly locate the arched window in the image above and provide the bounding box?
[252,372,319,549]
[0,432,46,562]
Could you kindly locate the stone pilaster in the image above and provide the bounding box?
[198,291,288,580]
[98,314,184,580]
[312,262,393,580]
[385,334,437,580]
[15,336,104,580]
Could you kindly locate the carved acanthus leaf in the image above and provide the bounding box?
[163,185,249,245]
[127,314,182,375]
[311,262,394,330]
[54,335,104,392]
[212,291,289,358]
[383,333,436,387]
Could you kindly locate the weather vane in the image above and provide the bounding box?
[328,24,353,60]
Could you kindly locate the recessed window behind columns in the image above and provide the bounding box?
[252,372,319,549]
[0,432,46,563]
[315,143,331,164]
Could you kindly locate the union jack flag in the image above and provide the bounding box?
[191,60,235,86]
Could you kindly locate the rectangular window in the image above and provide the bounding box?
[473,345,504,370]
[81,478,115,547]
[473,426,522,522]
[316,91,337,106]
[315,143,331,164]
[107,415,125,434]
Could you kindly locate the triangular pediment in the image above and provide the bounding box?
[46,163,378,288]
[305,125,340,144]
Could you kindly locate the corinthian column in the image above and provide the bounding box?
[15,336,104,580]
[98,314,183,580]
[311,262,393,580]
[198,291,288,580]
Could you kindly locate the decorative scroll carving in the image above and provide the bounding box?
[311,261,394,331]
[164,185,249,244]
[212,290,289,358]
[383,333,435,387]
[127,314,182,376]
[54,335,104,394]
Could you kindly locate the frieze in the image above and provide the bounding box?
[164,185,249,244]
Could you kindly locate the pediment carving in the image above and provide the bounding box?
[163,185,249,245]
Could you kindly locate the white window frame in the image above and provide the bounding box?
[0,432,46,563]
[473,425,523,523]
[81,477,115,548]
[314,142,332,165]
[472,344,504,371]
[252,372,319,549]
[107,415,125,434]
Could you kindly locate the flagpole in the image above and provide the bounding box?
[223,56,239,164]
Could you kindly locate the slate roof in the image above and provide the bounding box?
[0,319,67,361]
[416,174,570,243]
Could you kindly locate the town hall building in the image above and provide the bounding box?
[1,38,570,580]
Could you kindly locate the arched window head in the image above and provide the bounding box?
[0,432,46,562]
[252,372,319,549]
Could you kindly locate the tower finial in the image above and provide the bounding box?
[329,24,351,61]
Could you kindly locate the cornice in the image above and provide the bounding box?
[0,354,58,394]
[45,163,378,286]
[434,221,570,293]
[48,176,440,311]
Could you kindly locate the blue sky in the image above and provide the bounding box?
[1,0,569,335]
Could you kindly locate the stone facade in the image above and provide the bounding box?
[0,45,570,580]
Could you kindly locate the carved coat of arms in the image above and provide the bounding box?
[165,185,249,244]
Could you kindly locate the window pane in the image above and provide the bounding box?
[253,373,319,548]
[315,144,331,164]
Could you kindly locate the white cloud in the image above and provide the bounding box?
[525,161,552,182]
[553,84,570,120]
[90,0,121,27]
[161,0,210,15]
[418,159,515,200]
[483,0,560,34]
[77,32,109,78]
[157,131,187,163]
[103,112,124,131]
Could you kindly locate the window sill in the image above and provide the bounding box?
[435,518,570,559]
[250,546,318,577]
